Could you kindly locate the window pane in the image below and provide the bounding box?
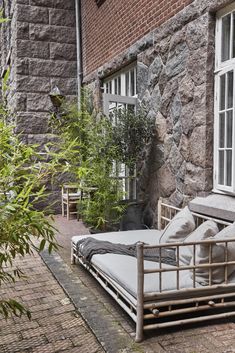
[227,71,233,109]
[233,12,235,58]
[227,110,233,148]
[219,112,225,148]
[221,13,231,62]
[220,74,226,110]
[125,72,129,96]
[226,150,232,186]
[118,76,121,95]
[219,151,225,185]
[114,78,118,95]
[130,69,135,96]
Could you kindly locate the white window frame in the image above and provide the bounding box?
[214,3,235,193]
[103,64,138,200]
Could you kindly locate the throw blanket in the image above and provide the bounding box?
[76,237,176,265]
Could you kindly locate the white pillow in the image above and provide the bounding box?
[214,222,235,277]
[179,220,219,265]
[191,237,225,285]
[159,206,195,244]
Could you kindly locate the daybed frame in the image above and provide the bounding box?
[71,199,235,342]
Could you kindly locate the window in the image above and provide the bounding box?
[214,4,235,193]
[103,64,137,200]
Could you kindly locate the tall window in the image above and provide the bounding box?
[103,64,137,200]
[214,4,235,192]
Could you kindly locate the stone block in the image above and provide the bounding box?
[17,39,50,59]
[29,0,75,10]
[157,164,176,197]
[29,59,77,78]
[49,9,76,27]
[16,0,30,4]
[15,112,49,134]
[16,58,29,75]
[29,24,76,44]
[188,126,206,167]
[16,75,51,93]
[27,93,52,112]
[16,4,49,24]
[50,43,76,61]
[166,42,189,79]
[11,92,27,111]
[15,21,29,40]
[50,78,77,95]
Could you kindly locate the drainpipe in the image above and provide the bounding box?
[75,0,83,110]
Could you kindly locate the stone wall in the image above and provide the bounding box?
[85,0,235,226]
[0,0,77,211]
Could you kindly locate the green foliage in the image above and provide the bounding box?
[111,107,155,170]
[0,9,10,24]
[0,106,69,319]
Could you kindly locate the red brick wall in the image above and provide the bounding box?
[81,0,193,77]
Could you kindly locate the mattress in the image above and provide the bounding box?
[72,230,235,301]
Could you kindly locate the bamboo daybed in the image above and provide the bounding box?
[71,199,235,342]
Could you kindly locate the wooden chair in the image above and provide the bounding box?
[61,184,81,220]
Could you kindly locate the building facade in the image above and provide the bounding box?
[1,0,235,223]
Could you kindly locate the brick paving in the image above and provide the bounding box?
[2,216,235,353]
[0,250,104,353]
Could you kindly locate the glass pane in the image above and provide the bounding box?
[221,14,231,62]
[227,71,233,108]
[226,150,232,186]
[114,78,118,95]
[118,76,121,95]
[233,12,235,58]
[227,110,233,148]
[109,81,112,94]
[219,151,225,185]
[219,112,225,148]
[125,72,129,96]
[130,69,135,96]
[220,74,226,110]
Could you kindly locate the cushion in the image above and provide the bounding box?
[179,220,219,265]
[213,222,235,277]
[159,206,195,244]
[191,236,225,285]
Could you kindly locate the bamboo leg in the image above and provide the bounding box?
[135,242,144,343]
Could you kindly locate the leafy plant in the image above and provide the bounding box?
[0,105,72,319]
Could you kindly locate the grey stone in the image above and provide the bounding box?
[15,112,49,133]
[181,102,194,136]
[170,93,182,124]
[184,162,206,195]
[178,74,194,105]
[49,8,76,27]
[158,164,176,197]
[155,111,166,142]
[16,75,50,93]
[179,134,189,161]
[160,79,178,117]
[164,134,174,160]
[168,143,184,175]
[17,0,30,4]
[137,62,148,100]
[15,21,29,40]
[186,13,208,51]
[11,92,27,112]
[187,48,207,86]
[188,126,206,167]
[27,92,52,112]
[16,58,29,74]
[29,59,77,78]
[50,78,77,95]
[29,0,75,10]
[169,190,184,207]
[16,4,49,24]
[147,55,163,87]
[29,24,76,44]
[16,39,50,59]
[166,42,189,79]
[173,121,182,146]
[151,85,162,113]
[50,43,76,61]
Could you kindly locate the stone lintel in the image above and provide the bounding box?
[189,194,235,222]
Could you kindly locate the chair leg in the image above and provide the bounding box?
[67,202,70,220]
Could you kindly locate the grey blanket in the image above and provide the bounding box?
[76,237,176,265]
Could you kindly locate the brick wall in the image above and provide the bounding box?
[81,0,193,77]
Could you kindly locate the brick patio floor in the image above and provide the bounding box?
[0,250,104,353]
[2,216,235,353]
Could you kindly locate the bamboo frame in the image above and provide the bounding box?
[71,199,235,342]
